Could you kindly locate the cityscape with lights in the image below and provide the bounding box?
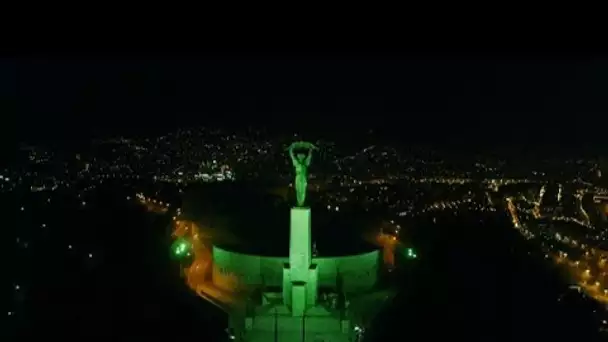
[6,55,608,341]
[4,125,608,340]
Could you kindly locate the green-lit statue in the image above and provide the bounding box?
[287,141,318,206]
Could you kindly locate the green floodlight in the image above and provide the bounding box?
[405,247,417,259]
[171,237,192,259]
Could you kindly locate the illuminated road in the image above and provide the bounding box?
[554,251,608,304]
[364,224,407,271]
[505,196,608,305]
[575,191,591,225]
[136,193,169,214]
[139,191,236,310]
[376,233,397,269]
[506,198,523,230]
[170,216,242,313]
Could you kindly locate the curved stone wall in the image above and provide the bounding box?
[212,245,380,294]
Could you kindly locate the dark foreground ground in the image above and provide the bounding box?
[5,183,227,340]
[4,184,605,341]
[367,210,605,341]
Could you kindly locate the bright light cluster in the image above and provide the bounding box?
[505,194,608,306]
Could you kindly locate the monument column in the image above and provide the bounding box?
[284,141,319,316]
[289,206,312,282]
[238,141,353,342]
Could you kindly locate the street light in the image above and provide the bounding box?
[225,328,235,340]
[406,248,418,259]
[354,325,365,341]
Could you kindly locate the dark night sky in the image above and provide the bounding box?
[3,55,608,149]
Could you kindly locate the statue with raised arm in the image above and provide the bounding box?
[287,141,318,207]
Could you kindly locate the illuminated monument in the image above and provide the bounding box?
[284,141,317,316]
[233,141,349,341]
[207,141,386,341]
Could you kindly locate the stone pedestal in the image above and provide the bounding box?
[284,207,319,311]
[291,282,306,316]
[289,207,312,282]
[236,206,352,341]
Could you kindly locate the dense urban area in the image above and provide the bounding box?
[5,126,608,340]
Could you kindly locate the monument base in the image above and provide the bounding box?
[282,263,319,309]
[241,295,353,342]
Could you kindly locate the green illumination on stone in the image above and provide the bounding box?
[405,247,417,259]
[287,141,317,207]
[171,237,192,258]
